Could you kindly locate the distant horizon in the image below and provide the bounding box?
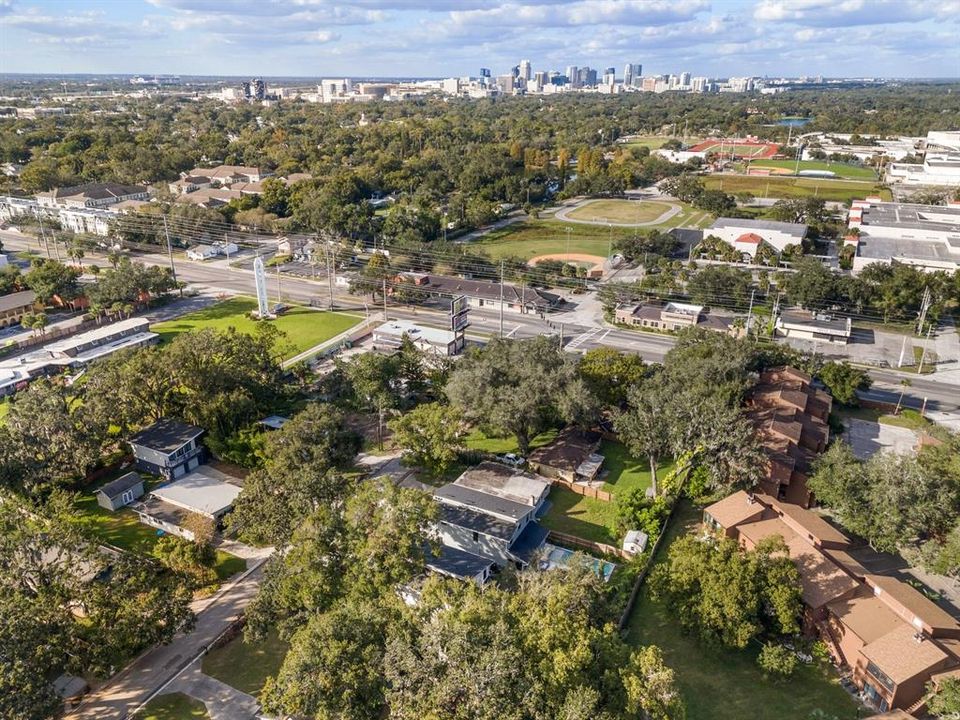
[1,1,958,80]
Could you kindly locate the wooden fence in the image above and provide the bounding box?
[547,529,630,560]
[553,477,613,503]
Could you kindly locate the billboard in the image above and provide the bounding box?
[450,294,470,332]
[450,295,469,316]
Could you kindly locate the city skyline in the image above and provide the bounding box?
[0,0,958,79]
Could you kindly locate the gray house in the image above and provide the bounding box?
[433,472,550,570]
[95,471,145,511]
[129,418,205,480]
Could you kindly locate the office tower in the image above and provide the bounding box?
[496,74,515,94]
[623,63,634,87]
[241,80,252,99]
[641,76,657,92]
[519,59,532,81]
[584,67,597,86]
[533,71,548,90]
[680,71,691,87]
[602,67,616,86]
[479,68,491,86]
[251,78,266,100]
[566,65,579,88]
[691,76,708,92]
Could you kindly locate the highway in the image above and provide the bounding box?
[2,229,957,412]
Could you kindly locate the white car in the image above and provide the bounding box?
[497,453,525,467]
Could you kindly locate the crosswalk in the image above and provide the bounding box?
[564,326,609,351]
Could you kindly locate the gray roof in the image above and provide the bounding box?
[97,471,143,499]
[710,217,808,238]
[426,544,494,579]
[780,309,851,333]
[54,182,147,201]
[129,418,204,453]
[439,503,516,541]
[409,274,559,309]
[434,483,531,521]
[860,202,960,235]
[0,289,37,313]
[508,521,550,564]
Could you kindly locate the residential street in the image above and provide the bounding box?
[65,562,266,720]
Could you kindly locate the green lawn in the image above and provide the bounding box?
[540,485,617,545]
[626,500,859,720]
[745,159,877,180]
[75,493,163,554]
[151,296,362,358]
[475,211,711,262]
[202,630,289,697]
[566,199,675,224]
[600,440,673,496]
[0,397,10,423]
[136,692,209,720]
[621,135,703,151]
[702,175,892,202]
[463,428,559,455]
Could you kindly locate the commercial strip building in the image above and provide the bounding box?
[846,199,960,273]
[705,490,960,714]
[707,217,809,260]
[746,366,832,507]
[0,317,158,396]
[372,320,463,357]
[615,300,737,335]
[393,272,561,315]
[775,308,853,344]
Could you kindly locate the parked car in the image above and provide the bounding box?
[497,453,525,467]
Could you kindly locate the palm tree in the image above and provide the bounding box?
[895,378,912,415]
[67,243,85,269]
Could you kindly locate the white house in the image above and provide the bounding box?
[186,245,218,261]
[707,217,808,258]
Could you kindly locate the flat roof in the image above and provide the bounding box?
[711,217,808,238]
[149,471,241,517]
[779,309,851,334]
[373,320,456,346]
[856,235,959,263]
[860,202,960,235]
[434,483,531,522]
[453,462,551,507]
[129,417,204,453]
[44,317,150,354]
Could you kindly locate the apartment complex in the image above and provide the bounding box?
[705,490,960,714]
[746,366,832,507]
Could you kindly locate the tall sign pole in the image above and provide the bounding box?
[253,256,269,319]
[450,295,470,355]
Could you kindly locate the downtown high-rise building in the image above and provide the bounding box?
[518,59,532,81]
[623,63,642,87]
[680,71,692,88]
[566,65,579,88]
[602,67,616,86]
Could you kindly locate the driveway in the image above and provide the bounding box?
[66,562,267,720]
[842,418,917,460]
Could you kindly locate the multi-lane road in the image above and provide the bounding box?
[2,229,957,413]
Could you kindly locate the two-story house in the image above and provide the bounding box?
[128,417,205,480]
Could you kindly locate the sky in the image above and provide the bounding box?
[0,0,958,80]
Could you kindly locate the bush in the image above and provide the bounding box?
[757,643,798,678]
[152,536,216,587]
[615,489,670,541]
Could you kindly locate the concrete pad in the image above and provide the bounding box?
[843,418,917,460]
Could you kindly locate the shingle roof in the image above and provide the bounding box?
[54,182,147,201]
[0,289,37,313]
[97,471,143,500]
[426,544,494,579]
[861,624,950,684]
[438,503,516,541]
[434,483,532,522]
[129,418,204,454]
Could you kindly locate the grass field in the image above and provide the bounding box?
[745,159,877,180]
[702,174,892,202]
[476,211,712,261]
[202,630,289,698]
[566,199,675,224]
[152,297,362,358]
[464,428,559,456]
[136,692,209,720]
[601,440,673,496]
[540,485,618,545]
[626,500,859,720]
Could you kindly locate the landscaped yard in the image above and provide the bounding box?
[539,485,617,545]
[626,500,859,720]
[600,440,673,496]
[566,199,675,224]
[151,296,363,358]
[202,630,289,698]
[702,174,892,202]
[136,692,209,720]
[744,159,877,180]
[463,428,559,456]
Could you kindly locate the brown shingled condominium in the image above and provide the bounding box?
[704,490,960,714]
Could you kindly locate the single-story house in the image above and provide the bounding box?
[95,471,145,511]
[394,272,561,315]
[373,320,464,356]
[128,418,206,480]
[186,245,218,261]
[527,428,604,483]
[133,465,243,540]
[776,308,853,344]
[615,301,736,335]
[0,289,39,328]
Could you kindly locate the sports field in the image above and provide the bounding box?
[620,135,683,150]
[152,296,363,358]
[689,139,778,159]
[702,175,892,202]
[745,159,877,180]
[565,199,675,224]
[476,210,713,261]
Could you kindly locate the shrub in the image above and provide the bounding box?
[757,643,798,678]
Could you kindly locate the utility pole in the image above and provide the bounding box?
[917,324,933,374]
[917,286,931,335]
[382,275,388,320]
[325,240,335,310]
[276,264,282,304]
[161,215,179,289]
[35,209,51,258]
[897,335,908,368]
[745,288,755,337]
[498,259,505,339]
